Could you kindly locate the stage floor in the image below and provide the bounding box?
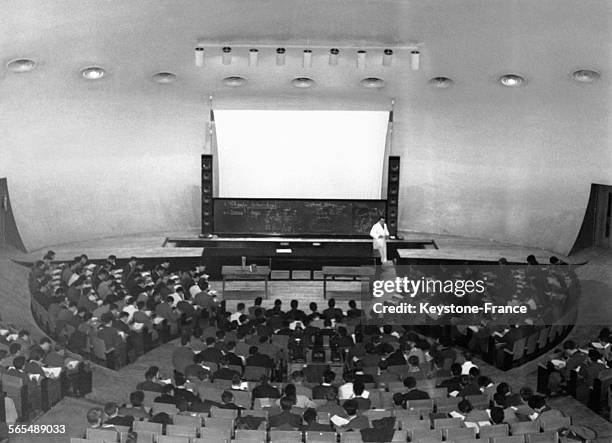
[12,227,580,265]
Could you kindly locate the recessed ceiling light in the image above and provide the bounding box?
[223,76,247,87]
[429,77,453,88]
[498,74,525,87]
[360,77,385,89]
[7,58,37,73]
[152,72,177,84]
[80,66,106,80]
[291,77,314,88]
[572,69,600,83]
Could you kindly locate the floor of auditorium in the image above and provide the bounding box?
[1,244,611,442]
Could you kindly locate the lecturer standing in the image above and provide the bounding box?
[370,216,390,262]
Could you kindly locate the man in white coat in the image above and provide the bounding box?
[370,216,390,262]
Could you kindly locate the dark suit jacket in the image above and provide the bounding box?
[136,380,163,392]
[97,326,123,350]
[106,415,134,427]
[403,389,430,401]
[312,384,337,400]
[252,383,281,399]
[383,351,406,367]
[212,367,241,381]
[268,411,302,429]
[199,347,223,364]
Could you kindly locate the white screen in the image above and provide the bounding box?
[215,110,389,199]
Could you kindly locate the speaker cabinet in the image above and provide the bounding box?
[201,155,213,235]
[386,156,400,236]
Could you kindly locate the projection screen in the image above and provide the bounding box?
[215,110,389,199]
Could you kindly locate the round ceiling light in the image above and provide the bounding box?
[291,77,315,88]
[152,72,177,84]
[80,66,106,80]
[498,74,525,87]
[360,77,385,89]
[429,77,454,88]
[572,69,600,83]
[7,58,37,73]
[222,76,247,87]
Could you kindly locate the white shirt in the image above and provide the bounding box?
[461,361,478,375]
[338,382,354,400]
[369,222,389,248]
[230,311,243,323]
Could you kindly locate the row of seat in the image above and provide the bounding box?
[72,428,563,443]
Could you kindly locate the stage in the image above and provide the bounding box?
[13,228,579,266]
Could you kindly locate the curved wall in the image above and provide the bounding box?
[1,80,610,254]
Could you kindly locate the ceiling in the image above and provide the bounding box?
[0,0,609,103]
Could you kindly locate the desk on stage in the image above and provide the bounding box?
[221,265,271,299]
[321,266,376,299]
[189,237,436,280]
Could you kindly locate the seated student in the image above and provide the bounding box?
[219,390,244,412]
[286,299,307,324]
[252,375,281,400]
[173,373,199,405]
[495,382,522,408]
[402,377,429,401]
[199,337,223,364]
[406,355,424,379]
[248,297,263,318]
[86,407,117,432]
[6,356,27,378]
[489,406,507,425]
[276,384,316,409]
[346,300,363,322]
[458,374,481,397]
[176,399,198,416]
[514,387,536,418]
[492,393,519,424]
[338,372,355,401]
[317,390,347,418]
[461,352,478,375]
[455,399,490,423]
[392,392,405,410]
[212,357,241,381]
[224,341,245,367]
[291,370,312,398]
[24,348,47,377]
[347,381,370,411]
[312,370,337,399]
[302,408,333,432]
[438,363,463,393]
[184,353,209,381]
[230,374,248,391]
[529,395,565,426]
[136,366,164,392]
[333,399,369,432]
[478,376,497,402]
[119,391,150,420]
[246,346,275,368]
[154,384,175,404]
[352,360,374,384]
[269,396,303,430]
[361,342,382,368]
[104,402,135,428]
[322,298,343,321]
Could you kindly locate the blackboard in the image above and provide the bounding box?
[213,199,387,236]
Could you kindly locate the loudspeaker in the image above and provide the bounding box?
[386,156,400,236]
[201,155,213,235]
